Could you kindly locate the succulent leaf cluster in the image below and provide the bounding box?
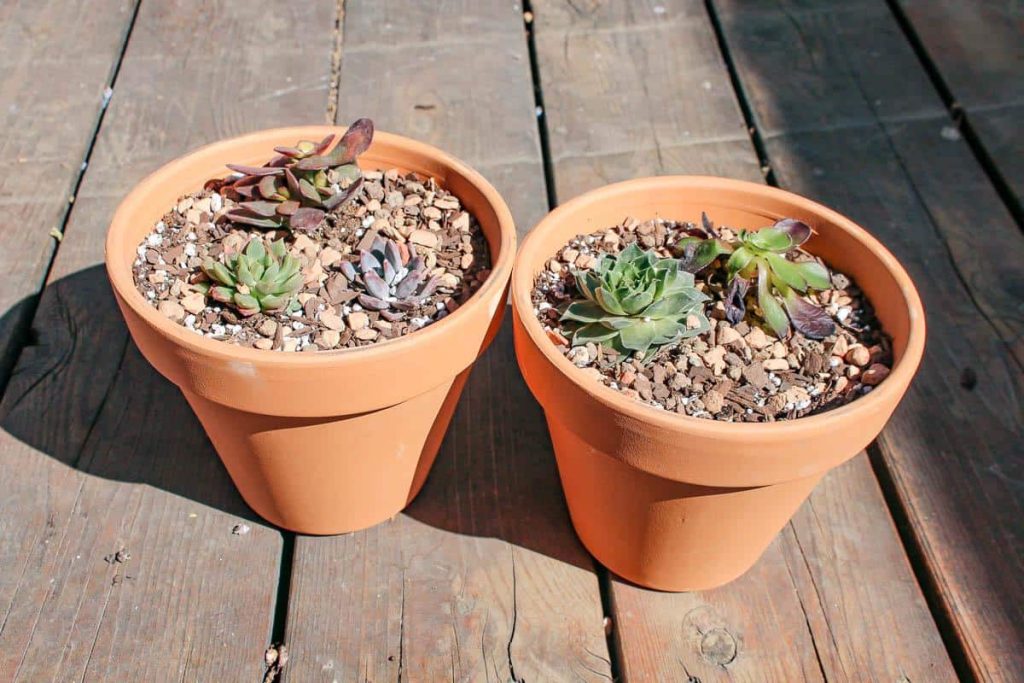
[339,235,441,317]
[676,215,834,339]
[207,118,374,232]
[199,238,303,316]
[561,243,710,358]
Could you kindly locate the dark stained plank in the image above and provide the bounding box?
[896,0,1024,207]
[715,1,1024,678]
[282,2,612,681]
[0,0,136,383]
[534,0,956,679]
[0,1,338,679]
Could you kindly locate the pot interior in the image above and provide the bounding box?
[516,179,918,364]
[108,128,509,310]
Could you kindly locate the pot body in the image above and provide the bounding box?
[106,127,516,534]
[512,177,925,590]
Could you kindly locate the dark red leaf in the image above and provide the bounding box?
[258,175,279,199]
[783,290,835,339]
[294,155,333,171]
[276,200,300,216]
[328,118,374,164]
[773,218,812,248]
[289,207,325,231]
[725,276,749,325]
[239,201,279,217]
[323,177,364,210]
[312,134,335,155]
[225,164,283,176]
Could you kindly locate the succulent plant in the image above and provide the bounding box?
[338,234,441,318]
[675,215,834,339]
[199,237,303,316]
[206,118,374,232]
[560,243,710,358]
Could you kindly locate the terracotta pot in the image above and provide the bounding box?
[512,177,925,591]
[106,127,515,534]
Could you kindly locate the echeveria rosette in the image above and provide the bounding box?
[679,218,835,339]
[339,234,440,319]
[208,118,374,232]
[199,237,303,317]
[560,243,711,359]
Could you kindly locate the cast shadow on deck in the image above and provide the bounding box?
[0,265,596,570]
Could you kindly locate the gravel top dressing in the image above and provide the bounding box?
[132,168,491,352]
[531,216,893,423]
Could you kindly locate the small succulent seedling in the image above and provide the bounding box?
[676,215,834,339]
[339,235,441,316]
[199,237,303,316]
[208,118,374,232]
[561,243,710,358]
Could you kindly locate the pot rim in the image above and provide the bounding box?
[105,126,516,369]
[512,175,926,437]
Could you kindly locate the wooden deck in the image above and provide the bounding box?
[0,1,1020,680]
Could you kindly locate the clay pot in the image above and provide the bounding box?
[512,177,925,591]
[106,127,515,534]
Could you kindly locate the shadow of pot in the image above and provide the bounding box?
[106,127,515,535]
[512,176,925,590]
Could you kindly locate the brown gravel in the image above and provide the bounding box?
[531,216,894,423]
[132,169,491,351]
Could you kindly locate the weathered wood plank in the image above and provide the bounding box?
[0,0,136,384]
[534,1,956,679]
[283,2,612,681]
[896,0,1024,208]
[715,1,1024,678]
[0,1,338,679]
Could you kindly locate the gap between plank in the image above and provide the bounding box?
[522,2,620,678]
[883,0,1024,233]
[522,0,558,211]
[0,0,143,394]
[702,1,975,680]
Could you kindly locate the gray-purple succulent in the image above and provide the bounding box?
[338,235,441,318]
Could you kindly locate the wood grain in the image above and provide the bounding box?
[0,0,136,384]
[715,1,1024,678]
[534,0,955,679]
[896,0,1024,208]
[0,1,337,679]
[282,2,612,681]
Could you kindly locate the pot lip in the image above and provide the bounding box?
[105,126,516,367]
[512,175,926,437]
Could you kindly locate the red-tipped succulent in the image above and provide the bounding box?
[206,118,374,232]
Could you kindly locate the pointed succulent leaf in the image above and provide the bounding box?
[210,285,234,303]
[224,212,281,229]
[793,260,831,290]
[259,294,286,311]
[765,252,807,291]
[382,258,397,285]
[363,270,390,300]
[560,301,607,324]
[384,240,403,271]
[758,263,791,338]
[339,260,358,281]
[571,323,619,346]
[359,250,381,275]
[357,293,390,311]
[595,287,626,316]
[327,118,374,164]
[618,320,657,354]
[745,227,793,253]
[276,200,300,216]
